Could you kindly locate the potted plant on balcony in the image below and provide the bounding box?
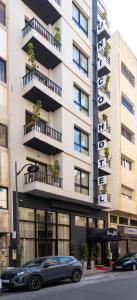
[27,42,37,69]
[54,23,61,45]
[80,242,88,273]
[70,241,78,259]
[102,113,108,125]
[102,11,107,20]
[105,75,111,91]
[104,42,111,57]
[31,100,42,131]
[48,160,60,186]
[104,146,109,160]
[101,184,107,195]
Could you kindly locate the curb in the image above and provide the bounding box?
[83,269,112,278]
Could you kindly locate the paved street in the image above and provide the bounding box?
[1,271,137,300]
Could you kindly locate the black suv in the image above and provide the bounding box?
[113,253,137,271]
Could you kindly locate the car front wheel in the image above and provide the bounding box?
[132,264,136,271]
[28,275,43,291]
[71,269,82,283]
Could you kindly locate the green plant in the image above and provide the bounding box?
[32,100,42,122]
[104,42,111,57]
[104,146,109,159]
[70,241,78,258]
[48,160,60,177]
[91,245,97,262]
[102,11,107,20]
[27,42,37,69]
[102,113,108,124]
[101,184,107,194]
[54,23,61,42]
[80,242,89,261]
[105,75,111,91]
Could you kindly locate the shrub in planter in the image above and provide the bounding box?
[80,242,88,272]
[70,240,78,258]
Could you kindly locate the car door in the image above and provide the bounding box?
[57,257,73,278]
[41,257,62,282]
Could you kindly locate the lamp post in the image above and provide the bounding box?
[15,162,39,267]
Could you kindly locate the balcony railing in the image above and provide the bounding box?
[99,86,110,99]
[24,120,62,143]
[23,69,62,97]
[98,155,111,168]
[22,18,61,52]
[99,50,110,65]
[97,7,110,27]
[24,172,63,188]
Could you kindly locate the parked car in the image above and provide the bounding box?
[113,253,137,271]
[1,256,82,291]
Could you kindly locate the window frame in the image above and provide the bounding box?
[121,125,135,144]
[0,123,8,148]
[74,167,89,195]
[121,156,132,171]
[0,187,8,210]
[121,61,135,87]
[73,85,89,115]
[121,94,135,115]
[0,58,6,83]
[72,2,88,36]
[73,45,88,76]
[0,1,6,27]
[74,127,89,155]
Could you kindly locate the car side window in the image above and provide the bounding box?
[59,257,72,264]
[45,257,60,266]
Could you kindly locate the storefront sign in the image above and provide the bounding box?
[107,229,118,237]
[124,227,137,236]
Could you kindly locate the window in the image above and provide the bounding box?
[0,58,6,83]
[74,127,89,155]
[97,220,105,229]
[73,86,89,115]
[0,187,8,209]
[110,215,117,224]
[130,219,137,227]
[72,3,88,35]
[88,218,96,228]
[75,216,86,227]
[121,186,132,200]
[73,45,88,75]
[74,168,89,195]
[121,156,132,171]
[119,217,128,225]
[121,95,135,115]
[121,62,135,87]
[0,124,7,147]
[19,207,35,221]
[26,157,47,174]
[121,125,134,143]
[0,2,5,26]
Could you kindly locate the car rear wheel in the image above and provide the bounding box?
[132,264,136,271]
[71,269,82,283]
[28,275,43,291]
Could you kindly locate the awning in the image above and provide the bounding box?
[87,228,121,242]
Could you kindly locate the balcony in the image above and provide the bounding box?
[21,0,61,25]
[98,193,111,207]
[22,18,61,69]
[98,155,111,176]
[98,90,111,111]
[98,119,111,141]
[97,52,111,77]
[97,7,110,41]
[23,120,63,155]
[22,69,62,112]
[25,172,62,188]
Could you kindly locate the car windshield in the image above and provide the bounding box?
[22,258,46,268]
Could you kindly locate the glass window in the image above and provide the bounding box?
[0,59,6,83]
[73,45,88,75]
[74,127,89,155]
[0,2,5,26]
[75,216,86,227]
[119,217,128,225]
[47,224,56,239]
[72,3,88,35]
[110,215,117,224]
[97,220,105,229]
[58,226,70,239]
[58,213,69,225]
[46,257,60,266]
[121,186,132,200]
[47,211,56,223]
[19,207,35,221]
[36,210,45,222]
[19,221,35,238]
[0,187,8,209]
[130,219,137,227]
[37,240,46,258]
[47,240,56,256]
[74,168,89,195]
[121,95,135,115]
[20,239,35,266]
[59,257,72,264]
[121,156,132,171]
[58,241,70,256]
[121,62,135,87]
[88,218,96,228]
[0,124,7,147]
[36,223,46,239]
[121,126,134,143]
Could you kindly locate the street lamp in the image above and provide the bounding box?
[15,162,39,267]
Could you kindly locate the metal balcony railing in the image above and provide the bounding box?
[99,86,110,99]
[24,172,63,188]
[98,119,111,133]
[99,50,110,65]
[97,7,110,27]
[22,18,61,52]
[24,120,62,143]
[23,69,62,97]
[98,155,111,168]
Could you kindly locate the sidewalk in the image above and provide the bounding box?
[83,268,112,278]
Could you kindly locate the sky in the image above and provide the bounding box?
[105,0,137,56]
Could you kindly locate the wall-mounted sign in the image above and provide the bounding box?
[98,176,107,186]
[124,227,137,236]
[98,157,107,168]
[98,122,107,133]
[98,140,107,150]
[97,38,106,52]
[98,76,106,88]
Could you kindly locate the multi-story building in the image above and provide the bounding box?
[1,0,121,267]
[109,31,137,258]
